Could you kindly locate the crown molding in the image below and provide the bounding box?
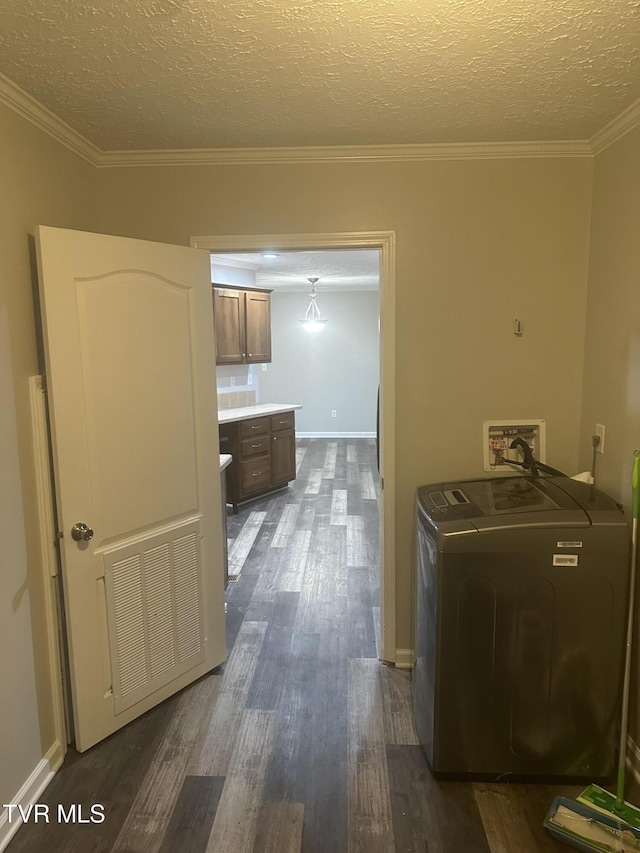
[0,71,101,166]
[1,67,637,166]
[96,138,592,167]
[589,98,640,155]
[211,256,261,271]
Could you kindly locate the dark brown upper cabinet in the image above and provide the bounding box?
[212,284,272,365]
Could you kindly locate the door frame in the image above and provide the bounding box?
[192,231,397,663]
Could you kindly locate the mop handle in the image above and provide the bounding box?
[616,450,640,811]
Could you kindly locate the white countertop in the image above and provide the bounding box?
[219,453,232,471]
[218,403,302,425]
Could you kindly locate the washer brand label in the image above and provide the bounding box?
[557,541,583,548]
[553,554,579,567]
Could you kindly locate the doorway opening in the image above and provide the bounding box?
[192,232,396,663]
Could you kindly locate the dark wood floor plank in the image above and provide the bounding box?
[379,665,419,746]
[334,439,348,483]
[295,516,347,635]
[204,709,275,853]
[347,514,377,568]
[473,782,582,853]
[277,529,312,592]
[240,548,282,623]
[110,674,220,852]
[347,566,377,658]
[246,591,300,710]
[157,776,224,853]
[387,745,492,853]
[253,802,304,853]
[348,659,394,853]
[262,631,321,803]
[189,620,267,776]
[225,570,260,652]
[300,633,349,853]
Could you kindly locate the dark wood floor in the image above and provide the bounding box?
[8,439,587,852]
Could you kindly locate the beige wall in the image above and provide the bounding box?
[579,124,640,739]
[260,289,380,434]
[92,156,594,651]
[579,126,640,502]
[0,102,97,808]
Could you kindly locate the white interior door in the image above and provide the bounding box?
[36,225,226,752]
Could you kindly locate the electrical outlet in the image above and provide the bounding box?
[229,376,235,387]
[247,373,253,386]
[331,410,337,418]
[261,363,267,372]
[595,423,605,454]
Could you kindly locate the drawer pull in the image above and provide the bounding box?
[250,425,261,430]
[278,420,287,424]
[251,443,261,448]
[252,471,262,477]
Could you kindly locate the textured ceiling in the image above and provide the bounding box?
[0,0,639,150]
[212,250,380,291]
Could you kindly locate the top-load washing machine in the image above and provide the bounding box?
[413,475,629,781]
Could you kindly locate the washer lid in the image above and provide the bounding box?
[439,476,590,531]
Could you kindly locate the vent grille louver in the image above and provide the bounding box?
[105,521,205,713]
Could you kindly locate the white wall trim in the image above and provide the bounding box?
[0,741,64,853]
[95,139,592,167]
[211,257,260,271]
[29,376,69,755]
[194,231,397,663]
[297,432,376,438]
[0,71,101,167]
[590,99,640,156]
[1,68,638,165]
[394,648,414,670]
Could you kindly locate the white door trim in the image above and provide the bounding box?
[29,375,68,759]
[192,231,397,663]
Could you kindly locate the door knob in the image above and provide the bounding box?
[71,522,94,542]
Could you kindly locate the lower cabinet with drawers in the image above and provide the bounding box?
[219,410,297,512]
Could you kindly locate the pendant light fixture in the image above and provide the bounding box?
[300,277,327,332]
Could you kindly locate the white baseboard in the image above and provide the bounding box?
[0,741,64,852]
[297,432,376,438]
[394,648,414,669]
